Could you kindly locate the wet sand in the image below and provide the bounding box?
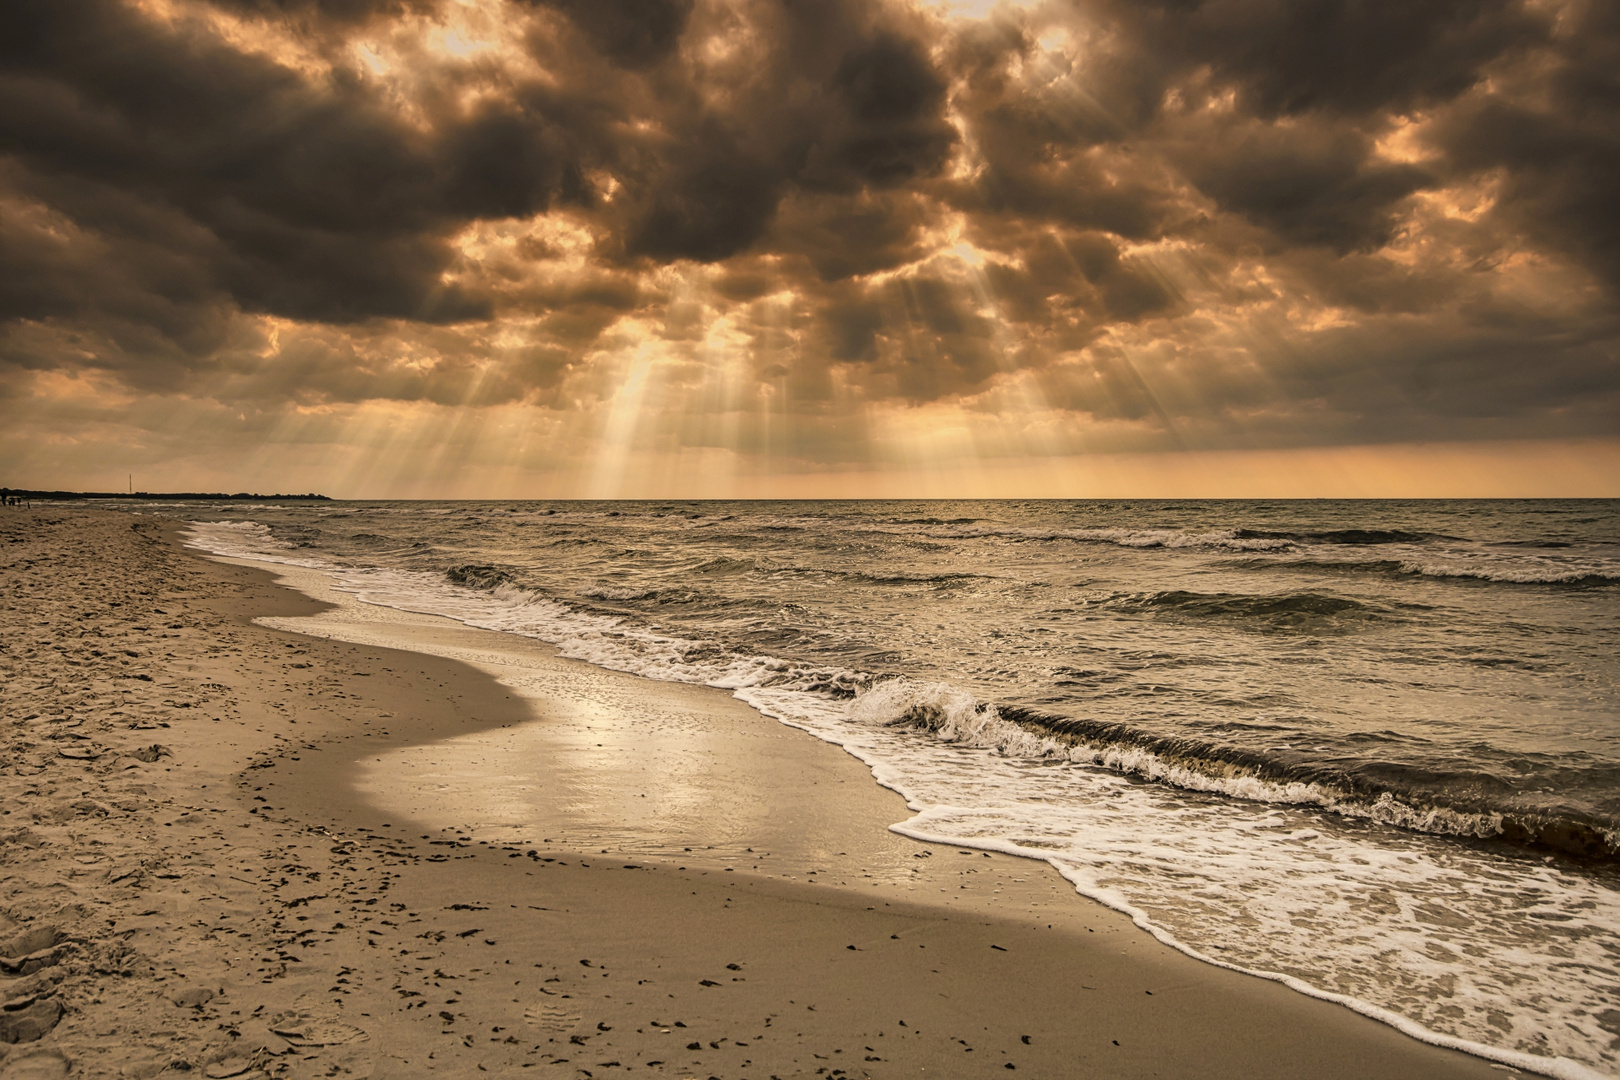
[0,509,1512,1079]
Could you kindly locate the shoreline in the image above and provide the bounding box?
[1,510,1515,1078]
[211,546,1607,1079]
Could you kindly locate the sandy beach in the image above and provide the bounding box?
[0,509,1516,1079]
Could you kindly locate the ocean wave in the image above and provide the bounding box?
[773,566,999,587]
[187,514,1619,860]
[182,519,327,567]
[575,584,718,605]
[901,524,1299,551]
[444,564,514,590]
[184,501,1620,1079]
[850,570,997,586]
[887,516,983,526]
[338,571,877,703]
[847,678,1620,859]
[578,584,659,601]
[689,555,757,574]
[1240,557,1410,577]
[1245,556,1620,587]
[1398,561,1620,586]
[367,557,1619,859]
[1097,589,1380,627]
[1235,528,1439,545]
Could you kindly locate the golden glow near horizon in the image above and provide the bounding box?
[1,0,1613,498]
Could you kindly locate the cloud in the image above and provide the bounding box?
[0,0,492,325]
[1172,119,1434,252]
[1111,0,1547,119]
[0,0,1615,487]
[534,0,695,69]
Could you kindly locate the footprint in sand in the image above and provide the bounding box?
[523,1000,583,1033]
[266,1010,367,1047]
[270,1044,372,1080]
[0,927,59,972]
[0,1050,69,1080]
[0,994,65,1044]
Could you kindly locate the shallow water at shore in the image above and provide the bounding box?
[173,498,1620,1077]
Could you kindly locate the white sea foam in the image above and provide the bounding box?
[755,679,1619,1080]
[181,522,1620,1079]
[834,677,1514,841]
[1400,558,1619,585]
[185,519,328,568]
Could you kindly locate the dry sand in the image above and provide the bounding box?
[0,509,1514,1079]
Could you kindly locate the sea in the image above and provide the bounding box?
[168,499,1618,1078]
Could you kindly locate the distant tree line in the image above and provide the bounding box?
[0,489,331,501]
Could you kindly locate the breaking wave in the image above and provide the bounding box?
[444,564,514,590]
[849,678,1620,860]
[1401,562,1620,587]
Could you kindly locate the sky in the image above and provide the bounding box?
[1,0,1617,498]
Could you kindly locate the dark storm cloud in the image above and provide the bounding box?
[0,0,959,344]
[435,102,594,221]
[0,0,1616,445]
[534,0,696,69]
[1116,0,1546,119]
[939,0,1540,253]
[621,119,786,262]
[1173,121,1434,252]
[993,231,1175,326]
[1427,0,1620,288]
[0,0,490,326]
[608,4,957,264]
[769,191,930,282]
[207,0,434,24]
[812,31,956,189]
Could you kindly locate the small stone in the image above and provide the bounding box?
[203,1057,254,1078]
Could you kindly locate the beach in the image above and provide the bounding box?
[0,509,1533,1078]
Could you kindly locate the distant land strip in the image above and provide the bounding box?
[0,489,330,501]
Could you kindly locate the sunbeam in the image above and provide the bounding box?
[0,0,1613,497]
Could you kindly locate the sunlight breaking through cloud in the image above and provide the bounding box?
[1,0,1616,495]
